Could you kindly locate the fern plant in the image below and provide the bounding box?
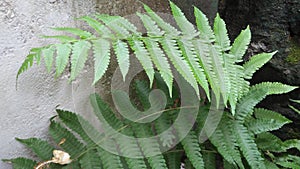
[9,1,300,169]
[17,1,278,114]
[4,74,299,169]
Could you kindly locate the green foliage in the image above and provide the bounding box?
[17,1,276,113]
[9,1,300,169]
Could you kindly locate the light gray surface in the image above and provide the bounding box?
[0,0,97,168]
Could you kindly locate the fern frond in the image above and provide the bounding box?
[96,15,130,38]
[234,122,265,169]
[143,38,173,96]
[250,82,298,95]
[154,111,176,148]
[43,46,55,73]
[143,4,180,36]
[230,26,251,61]
[17,48,42,79]
[209,114,244,168]
[243,52,276,79]
[131,123,168,169]
[160,38,199,97]
[70,41,91,81]
[208,44,230,105]
[177,39,207,98]
[203,152,216,169]
[275,155,300,169]
[256,132,286,152]
[2,158,36,169]
[97,147,124,169]
[246,118,291,135]
[113,40,130,81]
[170,1,198,38]
[235,87,268,121]
[245,108,292,134]
[194,7,215,42]
[129,39,155,86]
[214,14,231,51]
[92,39,111,85]
[56,109,102,147]
[165,151,182,169]
[137,13,164,37]
[55,43,71,77]
[264,160,280,169]
[79,149,102,169]
[16,138,54,160]
[181,131,205,169]
[78,16,112,37]
[52,27,92,39]
[49,121,85,157]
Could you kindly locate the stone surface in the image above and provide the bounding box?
[0,0,169,168]
[219,0,300,86]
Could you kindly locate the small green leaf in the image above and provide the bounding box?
[52,27,92,39]
[43,46,55,73]
[70,41,92,81]
[55,43,71,77]
[230,26,251,61]
[114,40,130,81]
[92,39,111,85]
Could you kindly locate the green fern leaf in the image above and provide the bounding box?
[165,151,182,169]
[56,109,102,147]
[214,14,231,51]
[114,40,130,81]
[78,16,112,36]
[245,108,292,134]
[2,158,36,169]
[55,43,71,77]
[246,118,291,135]
[131,123,168,169]
[234,122,265,169]
[43,46,55,73]
[203,152,216,169]
[235,87,267,121]
[49,121,85,158]
[256,132,286,152]
[177,39,207,98]
[96,15,130,38]
[143,4,180,36]
[230,26,251,61]
[92,39,111,85]
[42,35,77,43]
[194,7,215,42]
[16,138,54,160]
[251,82,298,95]
[169,1,198,38]
[96,146,124,169]
[137,13,164,37]
[264,160,280,169]
[181,131,205,169]
[143,38,173,96]
[243,52,276,79]
[129,39,154,86]
[154,111,176,148]
[79,149,102,169]
[209,114,244,168]
[17,48,42,79]
[160,38,199,97]
[275,155,300,169]
[209,44,230,105]
[70,40,91,81]
[184,158,195,169]
[134,80,151,109]
[52,27,92,39]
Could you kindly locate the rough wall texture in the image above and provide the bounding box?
[0,0,170,168]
